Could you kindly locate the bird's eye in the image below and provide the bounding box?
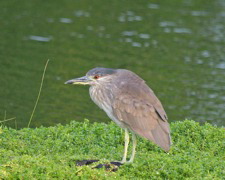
[93,75,100,79]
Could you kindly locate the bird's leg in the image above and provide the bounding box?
[128,133,137,163]
[121,128,129,163]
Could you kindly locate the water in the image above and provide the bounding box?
[0,0,225,128]
[27,35,52,42]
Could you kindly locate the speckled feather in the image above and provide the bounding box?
[89,69,171,151]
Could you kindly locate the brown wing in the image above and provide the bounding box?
[112,80,171,152]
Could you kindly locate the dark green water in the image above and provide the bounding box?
[1,0,225,128]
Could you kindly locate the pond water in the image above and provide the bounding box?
[1,0,225,128]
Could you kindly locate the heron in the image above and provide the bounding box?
[65,67,171,163]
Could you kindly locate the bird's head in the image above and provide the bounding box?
[65,67,117,86]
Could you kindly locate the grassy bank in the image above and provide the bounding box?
[0,120,224,179]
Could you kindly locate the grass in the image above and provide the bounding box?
[27,59,49,128]
[0,120,224,179]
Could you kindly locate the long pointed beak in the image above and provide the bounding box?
[64,76,92,85]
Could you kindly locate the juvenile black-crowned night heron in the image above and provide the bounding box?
[65,67,171,163]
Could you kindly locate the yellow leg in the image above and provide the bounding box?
[121,128,129,163]
[128,133,137,163]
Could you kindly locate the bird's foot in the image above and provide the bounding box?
[121,157,134,164]
[120,159,126,164]
[76,160,123,172]
[120,160,133,164]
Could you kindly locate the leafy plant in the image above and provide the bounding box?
[0,120,224,179]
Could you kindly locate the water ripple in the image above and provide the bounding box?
[139,34,150,39]
[27,35,52,42]
[132,42,142,47]
[59,18,73,24]
[121,31,137,36]
[74,10,90,17]
[173,28,192,34]
[216,62,225,69]
[191,11,208,16]
[148,3,159,9]
[159,21,176,27]
[118,11,143,22]
[201,50,210,58]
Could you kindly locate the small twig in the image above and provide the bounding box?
[0,117,16,123]
[27,59,50,128]
[4,110,6,120]
[15,119,17,129]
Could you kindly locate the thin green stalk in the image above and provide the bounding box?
[27,59,50,128]
[4,110,6,120]
[0,117,16,123]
